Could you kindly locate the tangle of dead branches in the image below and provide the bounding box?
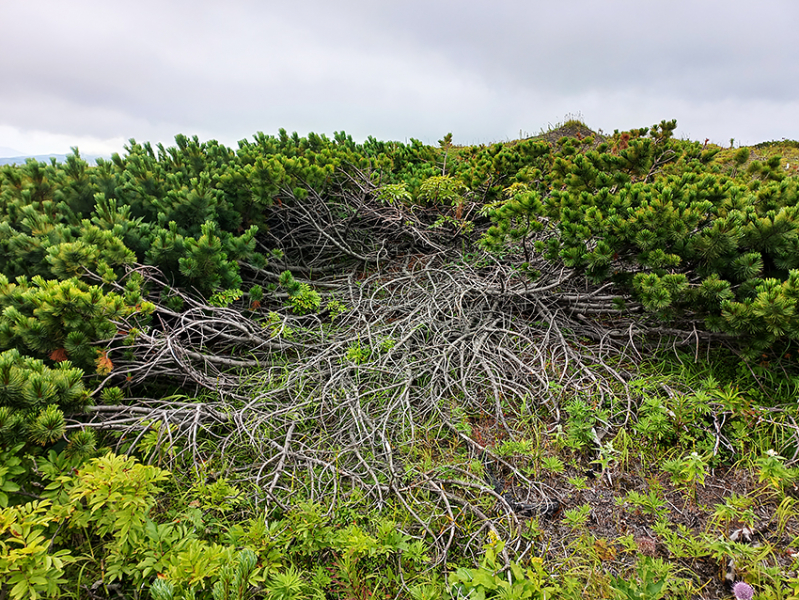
[70,172,748,564]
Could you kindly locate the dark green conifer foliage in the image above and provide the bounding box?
[483,121,799,354]
[0,275,146,368]
[57,150,97,216]
[178,221,240,295]
[0,349,89,446]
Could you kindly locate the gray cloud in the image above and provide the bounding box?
[1,0,797,154]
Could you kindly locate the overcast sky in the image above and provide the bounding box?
[1,0,797,157]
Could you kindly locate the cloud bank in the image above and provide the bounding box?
[1,0,797,155]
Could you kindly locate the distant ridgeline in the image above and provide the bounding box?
[0,153,108,166]
[1,122,799,440]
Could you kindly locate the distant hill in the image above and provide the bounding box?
[0,146,23,157]
[528,120,607,145]
[0,153,108,166]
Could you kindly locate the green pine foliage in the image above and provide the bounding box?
[0,274,149,368]
[278,271,321,315]
[0,349,88,446]
[482,120,799,354]
[0,144,264,297]
[0,274,149,446]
